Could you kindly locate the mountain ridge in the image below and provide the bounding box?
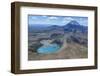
[28,20,88,33]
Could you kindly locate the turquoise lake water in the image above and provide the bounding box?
[37,44,60,54]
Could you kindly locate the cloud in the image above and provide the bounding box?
[48,16,58,20]
[62,17,74,24]
[30,16,38,20]
[63,17,74,21]
[42,15,48,18]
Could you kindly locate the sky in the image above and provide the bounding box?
[28,15,88,26]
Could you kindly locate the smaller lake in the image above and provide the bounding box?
[37,43,60,54]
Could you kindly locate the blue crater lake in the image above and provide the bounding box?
[37,43,61,54]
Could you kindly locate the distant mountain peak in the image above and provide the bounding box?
[63,20,87,33]
[67,20,80,26]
